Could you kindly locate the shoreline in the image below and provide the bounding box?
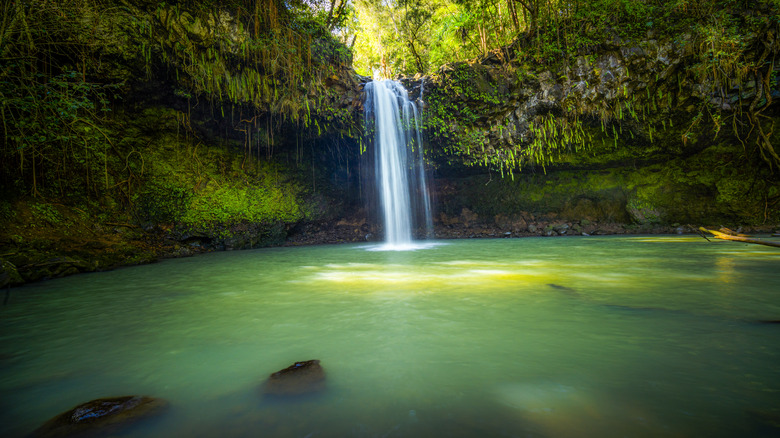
[4,218,777,289]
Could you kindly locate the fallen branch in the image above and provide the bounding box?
[698,227,780,248]
[716,227,751,237]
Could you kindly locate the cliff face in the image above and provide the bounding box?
[0,1,367,286]
[416,29,780,229]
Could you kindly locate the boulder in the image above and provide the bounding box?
[552,223,570,235]
[0,259,23,288]
[30,395,168,438]
[263,360,325,396]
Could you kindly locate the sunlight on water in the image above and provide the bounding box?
[308,267,544,289]
[1,236,779,437]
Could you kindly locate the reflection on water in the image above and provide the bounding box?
[1,236,779,437]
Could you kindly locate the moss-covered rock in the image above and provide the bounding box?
[0,259,23,288]
[435,136,780,228]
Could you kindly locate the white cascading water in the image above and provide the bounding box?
[364,80,433,248]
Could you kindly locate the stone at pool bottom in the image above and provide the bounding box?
[29,395,168,437]
[263,359,325,396]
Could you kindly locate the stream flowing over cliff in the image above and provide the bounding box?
[1,0,779,286]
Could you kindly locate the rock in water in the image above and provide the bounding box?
[263,360,325,396]
[30,395,168,438]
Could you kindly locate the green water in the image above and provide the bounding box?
[1,236,779,437]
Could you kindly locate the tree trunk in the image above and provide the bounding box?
[699,227,780,248]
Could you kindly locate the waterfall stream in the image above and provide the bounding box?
[364,80,433,248]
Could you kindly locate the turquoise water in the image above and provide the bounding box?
[1,236,779,437]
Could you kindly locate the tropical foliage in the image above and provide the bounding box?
[346,0,780,171]
[0,0,356,204]
[1,0,778,214]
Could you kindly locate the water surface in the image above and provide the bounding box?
[1,236,779,437]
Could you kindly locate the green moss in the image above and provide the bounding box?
[0,201,15,221]
[440,133,780,226]
[128,116,318,237]
[30,203,65,226]
[182,179,303,227]
[626,195,662,225]
[133,181,193,224]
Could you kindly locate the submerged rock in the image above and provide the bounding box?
[263,360,325,396]
[547,283,579,296]
[30,395,168,438]
[747,408,780,432]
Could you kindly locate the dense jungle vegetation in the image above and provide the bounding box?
[3,0,778,199]
[348,0,780,171]
[1,0,779,285]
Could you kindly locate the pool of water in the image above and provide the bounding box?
[1,236,779,437]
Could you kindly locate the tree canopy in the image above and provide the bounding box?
[344,0,780,79]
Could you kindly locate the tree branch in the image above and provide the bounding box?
[699,227,780,248]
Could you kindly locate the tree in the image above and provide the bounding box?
[351,0,450,76]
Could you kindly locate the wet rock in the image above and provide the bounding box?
[438,212,461,226]
[459,208,479,228]
[172,245,192,257]
[0,259,23,288]
[494,214,527,233]
[30,257,90,281]
[263,360,325,396]
[30,395,168,438]
[627,199,662,225]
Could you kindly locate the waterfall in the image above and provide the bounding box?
[364,80,433,248]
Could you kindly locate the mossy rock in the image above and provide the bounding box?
[25,257,90,281]
[0,259,23,288]
[626,196,663,225]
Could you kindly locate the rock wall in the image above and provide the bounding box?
[415,30,780,228]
